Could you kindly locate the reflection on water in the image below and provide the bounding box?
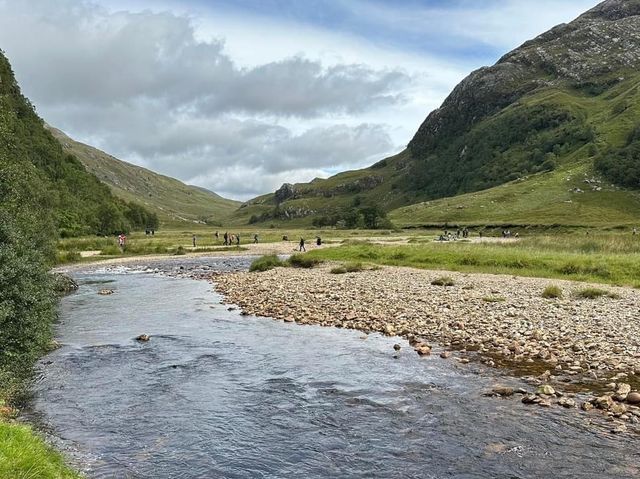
[32,259,640,478]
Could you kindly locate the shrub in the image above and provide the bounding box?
[541,285,563,299]
[174,246,186,256]
[330,266,347,274]
[431,276,455,287]
[575,288,619,299]
[250,255,284,272]
[288,255,321,269]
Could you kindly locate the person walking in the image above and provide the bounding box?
[299,237,306,252]
[254,234,259,244]
[223,232,228,246]
[236,234,240,246]
[192,234,197,248]
[215,231,219,241]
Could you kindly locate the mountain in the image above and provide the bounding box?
[0,51,156,238]
[0,47,160,383]
[235,0,640,228]
[48,128,241,227]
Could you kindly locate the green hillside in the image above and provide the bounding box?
[0,45,160,393]
[391,72,640,228]
[235,0,640,228]
[49,128,240,227]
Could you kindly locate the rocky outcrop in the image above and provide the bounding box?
[409,0,640,157]
[274,183,297,203]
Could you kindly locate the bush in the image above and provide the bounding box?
[288,255,321,268]
[575,287,619,299]
[330,266,347,274]
[174,246,186,256]
[541,285,563,299]
[250,255,284,272]
[431,276,455,287]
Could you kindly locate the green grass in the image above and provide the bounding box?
[306,232,640,287]
[575,287,620,299]
[0,422,79,479]
[250,255,284,272]
[330,262,366,274]
[541,285,563,299]
[482,296,506,303]
[288,255,321,269]
[431,276,455,286]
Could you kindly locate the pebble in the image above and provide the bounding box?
[212,264,640,423]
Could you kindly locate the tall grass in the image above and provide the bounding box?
[0,422,79,478]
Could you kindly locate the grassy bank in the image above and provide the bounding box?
[55,227,400,264]
[307,233,640,287]
[0,422,79,479]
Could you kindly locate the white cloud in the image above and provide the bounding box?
[0,0,601,200]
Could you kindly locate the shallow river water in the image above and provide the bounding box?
[31,257,639,478]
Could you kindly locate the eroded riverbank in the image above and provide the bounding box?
[213,263,640,430]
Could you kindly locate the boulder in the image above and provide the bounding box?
[626,392,640,405]
[491,386,514,397]
[536,384,555,396]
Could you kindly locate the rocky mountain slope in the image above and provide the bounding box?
[235,0,640,227]
[49,128,240,227]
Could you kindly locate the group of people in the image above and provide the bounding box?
[213,231,242,246]
[438,228,470,241]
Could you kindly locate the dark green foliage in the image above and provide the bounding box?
[311,205,392,229]
[0,50,158,403]
[595,124,640,188]
[408,104,594,198]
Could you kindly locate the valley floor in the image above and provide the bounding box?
[213,262,640,430]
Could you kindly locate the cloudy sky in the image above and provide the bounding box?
[0,0,599,200]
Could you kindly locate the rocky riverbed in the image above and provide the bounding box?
[213,264,640,430]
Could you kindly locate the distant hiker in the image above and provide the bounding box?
[151,230,155,236]
[145,229,150,236]
[223,232,229,245]
[192,235,197,248]
[316,236,322,246]
[118,233,127,249]
[236,234,240,246]
[215,231,219,240]
[254,234,259,244]
[230,234,236,244]
[299,238,306,252]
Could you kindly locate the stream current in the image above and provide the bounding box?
[31,257,640,478]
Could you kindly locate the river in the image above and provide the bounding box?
[31,257,639,478]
